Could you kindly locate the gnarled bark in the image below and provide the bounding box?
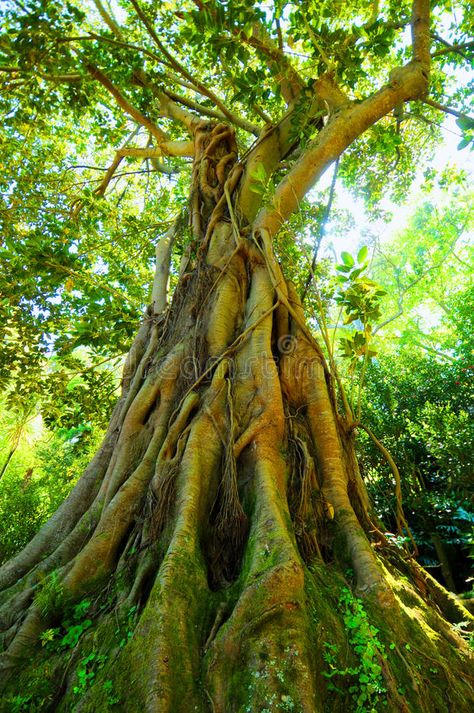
[0,122,473,713]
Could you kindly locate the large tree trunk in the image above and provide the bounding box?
[0,124,472,713]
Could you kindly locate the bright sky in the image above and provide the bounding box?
[320,114,473,259]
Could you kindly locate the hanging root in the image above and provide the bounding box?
[351,421,418,555]
[287,417,324,563]
[148,459,181,542]
[207,378,248,587]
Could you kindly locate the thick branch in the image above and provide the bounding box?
[132,71,201,132]
[92,0,123,39]
[237,73,346,222]
[411,0,431,68]
[163,90,227,122]
[253,0,430,233]
[255,62,429,237]
[152,215,184,314]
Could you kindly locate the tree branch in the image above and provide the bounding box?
[95,145,191,195]
[411,0,431,69]
[91,0,123,39]
[84,63,169,144]
[0,66,82,83]
[188,0,303,104]
[422,98,474,122]
[237,72,346,222]
[254,0,431,237]
[85,32,172,68]
[132,70,201,132]
[129,0,259,135]
[240,23,304,104]
[431,35,474,60]
[255,62,429,237]
[162,90,227,122]
[71,143,189,214]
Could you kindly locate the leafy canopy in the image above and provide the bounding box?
[0,0,472,407]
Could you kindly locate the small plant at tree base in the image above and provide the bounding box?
[73,652,108,696]
[323,586,387,712]
[115,604,138,649]
[33,571,65,618]
[5,695,33,713]
[452,620,474,650]
[102,679,121,707]
[39,598,93,652]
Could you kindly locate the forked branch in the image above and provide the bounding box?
[254,0,431,238]
[129,0,259,135]
[97,144,191,193]
[85,63,168,143]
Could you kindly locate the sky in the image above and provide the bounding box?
[316,111,473,259]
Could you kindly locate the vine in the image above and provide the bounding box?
[323,586,387,712]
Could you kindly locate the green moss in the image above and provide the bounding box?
[0,649,64,712]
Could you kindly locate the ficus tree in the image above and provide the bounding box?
[0,1,473,711]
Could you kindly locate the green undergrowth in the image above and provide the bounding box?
[305,562,474,713]
[320,583,388,712]
[2,556,473,712]
[0,585,138,712]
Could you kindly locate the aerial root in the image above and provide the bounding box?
[208,379,248,585]
[148,459,181,542]
[287,419,324,562]
[351,421,418,555]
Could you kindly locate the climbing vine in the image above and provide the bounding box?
[323,585,387,713]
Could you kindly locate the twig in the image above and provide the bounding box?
[422,98,474,122]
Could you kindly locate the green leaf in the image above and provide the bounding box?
[336,264,352,273]
[250,162,266,183]
[456,117,474,131]
[341,251,355,267]
[457,137,471,151]
[357,246,368,263]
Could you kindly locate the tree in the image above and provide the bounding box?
[321,190,474,593]
[1,1,473,711]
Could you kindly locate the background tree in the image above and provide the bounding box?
[308,186,474,595]
[0,1,473,712]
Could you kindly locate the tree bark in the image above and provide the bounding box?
[0,122,473,713]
